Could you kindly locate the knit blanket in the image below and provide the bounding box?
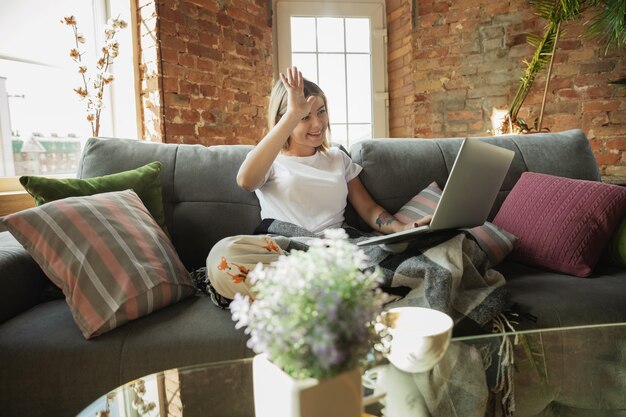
[255,219,509,330]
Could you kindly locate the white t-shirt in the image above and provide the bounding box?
[252,147,362,234]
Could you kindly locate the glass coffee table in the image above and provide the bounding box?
[77,322,626,417]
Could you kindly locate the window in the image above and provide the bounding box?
[275,0,388,149]
[0,0,138,186]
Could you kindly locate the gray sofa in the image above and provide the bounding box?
[1,129,625,416]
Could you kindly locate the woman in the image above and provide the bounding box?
[206,67,430,301]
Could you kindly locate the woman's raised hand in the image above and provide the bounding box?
[279,66,316,120]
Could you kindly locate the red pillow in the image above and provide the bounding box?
[493,172,626,277]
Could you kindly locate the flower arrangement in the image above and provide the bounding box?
[61,15,127,137]
[231,229,387,380]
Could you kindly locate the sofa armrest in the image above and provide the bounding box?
[0,231,49,323]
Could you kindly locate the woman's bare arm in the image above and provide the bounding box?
[236,68,315,191]
[347,177,431,234]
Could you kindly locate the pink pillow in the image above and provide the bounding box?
[493,172,626,277]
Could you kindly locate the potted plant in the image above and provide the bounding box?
[230,229,387,417]
[501,0,625,134]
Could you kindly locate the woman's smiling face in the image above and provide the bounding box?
[286,95,328,156]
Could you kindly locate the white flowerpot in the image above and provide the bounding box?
[252,354,362,417]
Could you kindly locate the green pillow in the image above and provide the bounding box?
[19,161,169,236]
[605,217,626,267]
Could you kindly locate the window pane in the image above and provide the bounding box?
[317,18,344,53]
[330,124,347,149]
[0,0,95,67]
[291,53,318,83]
[345,18,370,53]
[0,0,136,180]
[346,54,372,123]
[290,17,316,52]
[318,54,346,123]
[348,124,372,145]
[1,60,89,176]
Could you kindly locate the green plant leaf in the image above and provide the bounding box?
[586,0,626,52]
[509,22,559,119]
[609,76,626,85]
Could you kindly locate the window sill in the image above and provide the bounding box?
[0,190,34,217]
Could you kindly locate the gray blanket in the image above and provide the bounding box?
[255,219,509,331]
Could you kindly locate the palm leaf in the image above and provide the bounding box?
[507,0,592,126]
[586,0,626,52]
[509,22,559,119]
[609,76,626,85]
[531,0,559,20]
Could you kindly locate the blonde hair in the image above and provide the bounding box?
[267,78,330,151]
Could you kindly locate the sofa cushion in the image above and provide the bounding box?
[2,190,195,338]
[394,181,518,265]
[20,161,169,235]
[0,232,49,323]
[0,297,252,417]
[493,172,626,277]
[497,261,626,328]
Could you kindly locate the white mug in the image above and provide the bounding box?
[382,307,453,373]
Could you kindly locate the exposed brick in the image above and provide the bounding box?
[582,111,611,128]
[186,0,221,12]
[595,152,621,165]
[167,122,196,136]
[584,85,613,99]
[178,53,196,68]
[137,0,626,169]
[583,100,622,112]
[159,6,186,26]
[165,92,191,107]
[162,76,178,92]
[179,108,201,123]
[579,61,616,75]
[190,96,218,111]
[556,88,581,100]
[605,165,626,176]
[447,110,481,122]
[610,112,626,124]
[605,137,626,150]
[591,125,626,138]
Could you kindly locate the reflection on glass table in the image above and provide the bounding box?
[77,322,626,417]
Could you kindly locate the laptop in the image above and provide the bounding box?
[357,139,515,247]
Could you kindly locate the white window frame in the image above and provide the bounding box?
[273,0,389,140]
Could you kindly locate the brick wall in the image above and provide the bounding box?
[387,0,415,138]
[387,0,626,176]
[141,0,625,174]
[153,0,272,145]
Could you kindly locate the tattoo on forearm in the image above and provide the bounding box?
[375,211,396,229]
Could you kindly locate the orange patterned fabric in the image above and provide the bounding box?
[206,234,286,300]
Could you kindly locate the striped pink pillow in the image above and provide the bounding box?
[395,182,518,265]
[493,172,626,277]
[2,190,195,339]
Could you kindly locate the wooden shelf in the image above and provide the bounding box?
[0,191,34,217]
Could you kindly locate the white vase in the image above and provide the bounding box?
[252,353,362,417]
